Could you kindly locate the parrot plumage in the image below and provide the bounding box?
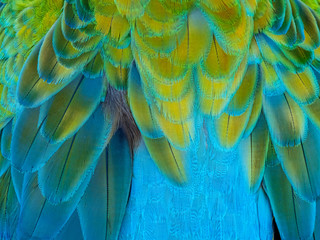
[0,0,320,239]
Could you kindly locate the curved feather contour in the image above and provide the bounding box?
[263,93,307,147]
[11,107,62,172]
[128,62,162,138]
[2,0,320,238]
[0,170,19,240]
[104,129,133,240]
[239,114,269,193]
[263,162,316,240]
[41,74,104,143]
[38,104,113,204]
[17,41,73,108]
[274,122,320,201]
[1,119,12,159]
[17,172,91,239]
[143,136,187,184]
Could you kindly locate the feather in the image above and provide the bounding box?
[75,0,94,22]
[41,74,103,143]
[17,41,73,108]
[315,199,320,239]
[77,150,109,240]
[143,136,187,184]
[263,161,316,240]
[0,169,19,240]
[83,52,104,78]
[77,135,132,240]
[170,9,212,66]
[243,80,262,137]
[303,96,320,129]
[11,107,62,172]
[114,0,149,18]
[152,105,195,149]
[263,93,307,147]
[53,15,82,59]
[103,43,133,68]
[154,87,195,123]
[0,148,8,177]
[104,61,129,90]
[105,129,132,240]
[38,104,113,204]
[201,2,253,54]
[260,61,284,96]
[278,66,319,105]
[61,12,90,43]
[255,34,296,71]
[269,0,286,32]
[210,101,253,150]
[297,0,320,50]
[10,167,24,205]
[1,119,12,159]
[274,122,320,201]
[38,20,77,84]
[63,1,88,29]
[128,62,162,138]
[239,114,269,193]
[227,64,258,115]
[280,46,314,69]
[17,171,90,239]
[201,35,243,80]
[55,211,84,240]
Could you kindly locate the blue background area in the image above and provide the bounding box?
[119,136,274,240]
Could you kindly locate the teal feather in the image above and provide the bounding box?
[41,74,103,143]
[77,150,109,240]
[63,1,89,29]
[10,167,24,204]
[38,104,113,204]
[128,62,162,139]
[270,0,287,33]
[1,119,12,159]
[55,211,84,240]
[0,148,9,177]
[274,122,320,202]
[17,41,73,108]
[53,16,83,59]
[315,199,320,239]
[105,129,133,240]
[263,93,307,147]
[75,0,94,23]
[77,130,132,240]
[38,20,77,84]
[17,172,90,239]
[263,161,316,240]
[0,170,19,240]
[11,107,62,172]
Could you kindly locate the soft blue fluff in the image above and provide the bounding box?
[119,133,274,240]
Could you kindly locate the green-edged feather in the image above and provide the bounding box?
[143,136,187,184]
[0,170,19,240]
[274,122,320,201]
[128,62,162,138]
[17,41,73,108]
[1,119,12,159]
[239,114,269,193]
[11,106,62,172]
[38,104,113,204]
[105,129,133,240]
[263,93,307,147]
[263,161,316,240]
[41,74,103,143]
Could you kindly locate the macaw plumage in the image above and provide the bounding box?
[0,0,319,239]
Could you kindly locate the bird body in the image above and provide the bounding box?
[0,0,320,239]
